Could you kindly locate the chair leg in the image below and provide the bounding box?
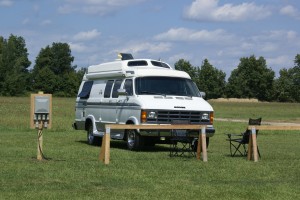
[232,143,245,157]
[230,141,239,156]
[170,141,177,157]
[242,144,247,156]
[170,140,195,157]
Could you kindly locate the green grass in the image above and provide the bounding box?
[0,97,300,199]
[209,100,300,123]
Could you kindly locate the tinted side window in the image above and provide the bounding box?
[128,60,148,66]
[124,79,133,96]
[78,81,93,99]
[104,80,114,98]
[112,79,122,98]
[151,61,170,68]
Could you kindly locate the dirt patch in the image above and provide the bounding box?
[209,98,259,103]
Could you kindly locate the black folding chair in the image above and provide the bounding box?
[226,118,262,157]
[169,129,196,157]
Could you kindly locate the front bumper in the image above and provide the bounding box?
[139,124,215,137]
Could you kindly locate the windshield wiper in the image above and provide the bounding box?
[139,91,166,96]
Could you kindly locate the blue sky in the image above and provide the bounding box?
[1,0,300,78]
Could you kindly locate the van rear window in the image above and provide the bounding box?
[151,61,170,68]
[128,60,148,66]
[124,79,133,96]
[104,80,114,98]
[78,81,93,99]
[112,79,122,98]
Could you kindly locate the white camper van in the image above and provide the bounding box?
[73,54,215,150]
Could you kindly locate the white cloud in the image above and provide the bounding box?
[154,28,235,44]
[40,20,52,26]
[184,0,271,22]
[58,4,76,14]
[280,5,300,20]
[267,55,293,68]
[0,0,13,6]
[59,0,144,15]
[69,42,88,53]
[22,18,30,25]
[73,29,101,41]
[117,42,172,55]
[168,53,192,64]
[251,30,298,43]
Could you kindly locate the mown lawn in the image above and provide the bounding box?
[0,97,299,199]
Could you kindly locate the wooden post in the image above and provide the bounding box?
[247,127,258,162]
[247,135,252,160]
[196,127,207,161]
[201,127,207,162]
[196,131,202,160]
[251,127,258,162]
[99,126,110,164]
[37,121,43,160]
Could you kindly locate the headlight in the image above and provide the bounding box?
[141,110,157,123]
[201,113,209,121]
[148,111,157,119]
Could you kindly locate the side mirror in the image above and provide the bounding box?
[117,89,127,96]
[200,92,206,98]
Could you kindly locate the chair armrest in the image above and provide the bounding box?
[225,133,243,139]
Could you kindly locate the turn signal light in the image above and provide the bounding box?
[141,110,147,123]
[210,112,214,124]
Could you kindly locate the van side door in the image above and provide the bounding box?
[116,79,133,124]
[102,80,115,124]
[75,80,93,130]
[111,79,123,123]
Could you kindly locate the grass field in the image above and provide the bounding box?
[0,97,299,199]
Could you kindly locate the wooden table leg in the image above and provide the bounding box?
[197,131,202,160]
[251,128,258,162]
[99,126,110,164]
[247,127,258,162]
[201,127,207,162]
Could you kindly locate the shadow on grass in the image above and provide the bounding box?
[75,139,171,152]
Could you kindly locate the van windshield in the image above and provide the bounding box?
[135,77,201,97]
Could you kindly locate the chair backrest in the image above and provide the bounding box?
[248,118,262,126]
[241,118,262,144]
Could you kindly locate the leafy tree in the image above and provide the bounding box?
[174,58,226,99]
[0,35,31,96]
[0,36,4,90]
[174,59,198,82]
[274,54,300,102]
[197,59,226,99]
[274,68,294,102]
[49,43,75,75]
[226,55,275,101]
[32,42,77,96]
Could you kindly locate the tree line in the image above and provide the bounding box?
[0,34,300,102]
[175,55,300,102]
[0,34,84,97]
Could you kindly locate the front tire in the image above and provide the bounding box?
[87,123,102,145]
[126,129,143,150]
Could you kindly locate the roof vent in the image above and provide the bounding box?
[118,53,134,60]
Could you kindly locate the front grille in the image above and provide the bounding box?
[147,110,209,124]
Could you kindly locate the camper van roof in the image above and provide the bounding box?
[88,59,171,71]
[86,59,190,80]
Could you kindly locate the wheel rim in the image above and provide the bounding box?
[127,130,135,147]
[88,126,94,144]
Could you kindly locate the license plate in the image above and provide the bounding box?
[174,129,187,136]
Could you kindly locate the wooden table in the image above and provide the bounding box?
[99,124,208,164]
